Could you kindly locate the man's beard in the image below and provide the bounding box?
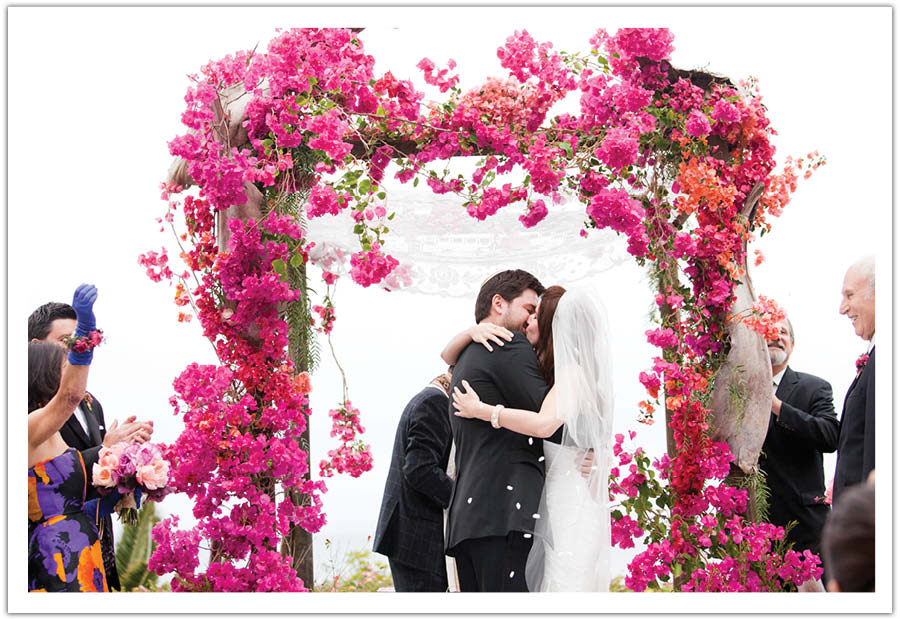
[502,315,527,334]
[769,347,787,366]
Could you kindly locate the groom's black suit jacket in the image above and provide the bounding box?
[373,385,453,574]
[445,333,559,555]
[58,394,119,591]
[758,367,839,554]
[833,346,876,504]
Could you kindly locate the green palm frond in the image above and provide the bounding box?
[116,501,162,591]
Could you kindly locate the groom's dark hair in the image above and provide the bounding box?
[474,270,545,323]
[28,302,76,341]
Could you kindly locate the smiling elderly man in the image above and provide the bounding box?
[759,316,839,559]
[833,256,876,504]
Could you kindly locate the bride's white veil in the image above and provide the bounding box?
[525,284,614,592]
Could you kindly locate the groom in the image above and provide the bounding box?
[445,269,555,592]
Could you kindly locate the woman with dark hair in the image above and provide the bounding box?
[28,284,116,592]
[442,284,614,591]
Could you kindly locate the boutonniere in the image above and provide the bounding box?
[83,392,94,411]
[855,353,870,373]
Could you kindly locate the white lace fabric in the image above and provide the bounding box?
[305,179,631,295]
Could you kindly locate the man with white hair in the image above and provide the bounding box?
[833,256,875,504]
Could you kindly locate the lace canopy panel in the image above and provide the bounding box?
[306,180,632,297]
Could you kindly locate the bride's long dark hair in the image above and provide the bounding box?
[534,285,566,386]
[29,341,65,413]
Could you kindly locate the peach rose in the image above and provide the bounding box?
[136,460,169,490]
[92,464,116,488]
[98,448,120,471]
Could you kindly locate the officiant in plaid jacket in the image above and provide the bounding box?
[373,373,454,591]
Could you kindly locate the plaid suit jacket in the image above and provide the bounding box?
[373,386,453,573]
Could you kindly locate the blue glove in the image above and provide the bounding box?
[68,284,98,365]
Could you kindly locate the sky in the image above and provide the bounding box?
[8,5,892,612]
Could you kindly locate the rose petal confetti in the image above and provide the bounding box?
[506,485,514,491]
[515,502,521,510]
[467,497,473,504]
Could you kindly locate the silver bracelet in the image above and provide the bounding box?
[490,404,504,429]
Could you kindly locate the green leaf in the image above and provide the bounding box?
[413,177,420,187]
[359,179,372,194]
[289,253,305,268]
[272,259,287,275]
[353,224,364,235]
[376,105,386,117]
[560,141,574,158]
[387,212,396,220]
[377,191,386,200]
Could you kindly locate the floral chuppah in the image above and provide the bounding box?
[142,26,822,591]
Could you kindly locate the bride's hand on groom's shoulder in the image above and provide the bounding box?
[468,323,514,352]
[452,380,489,421]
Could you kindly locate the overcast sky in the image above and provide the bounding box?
[8,5,891,611]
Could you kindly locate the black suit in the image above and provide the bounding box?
[759,367,839,555]
[833,346,876,504]
[58,394,119,591]
[446,333,557,591]
[373,386,453,591]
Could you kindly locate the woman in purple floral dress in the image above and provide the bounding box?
[27,284,108,592]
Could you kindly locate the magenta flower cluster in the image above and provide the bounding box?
[319,400,374,479]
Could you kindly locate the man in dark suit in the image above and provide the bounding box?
[29,301,153,591]
[444,269,555,592]
[833,256,876,504]
[373,373,454,592]
[760,317,839,558]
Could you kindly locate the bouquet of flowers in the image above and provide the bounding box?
[92,442,172,525]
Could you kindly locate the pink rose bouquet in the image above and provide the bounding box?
[92,442,172,525]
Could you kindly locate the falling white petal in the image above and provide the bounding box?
[506,485,513,491]
[515,502,521,510]
[467,497,472,504]
[509,571,515,578]
[538,456,545,462]
[523,533,532,539]
[532,513,541,519]
[528,437,533,445]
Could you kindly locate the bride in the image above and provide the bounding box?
[448,284,614,592]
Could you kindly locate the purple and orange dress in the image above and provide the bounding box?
[28,447,107,592]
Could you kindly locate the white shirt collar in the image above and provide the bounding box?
[772,366,788,387]
[73,404,89,435]
[867,335,875,354]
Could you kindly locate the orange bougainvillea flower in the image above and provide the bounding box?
[673,157,738,217]
[293,371,312,395]
[741,295,786,340]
